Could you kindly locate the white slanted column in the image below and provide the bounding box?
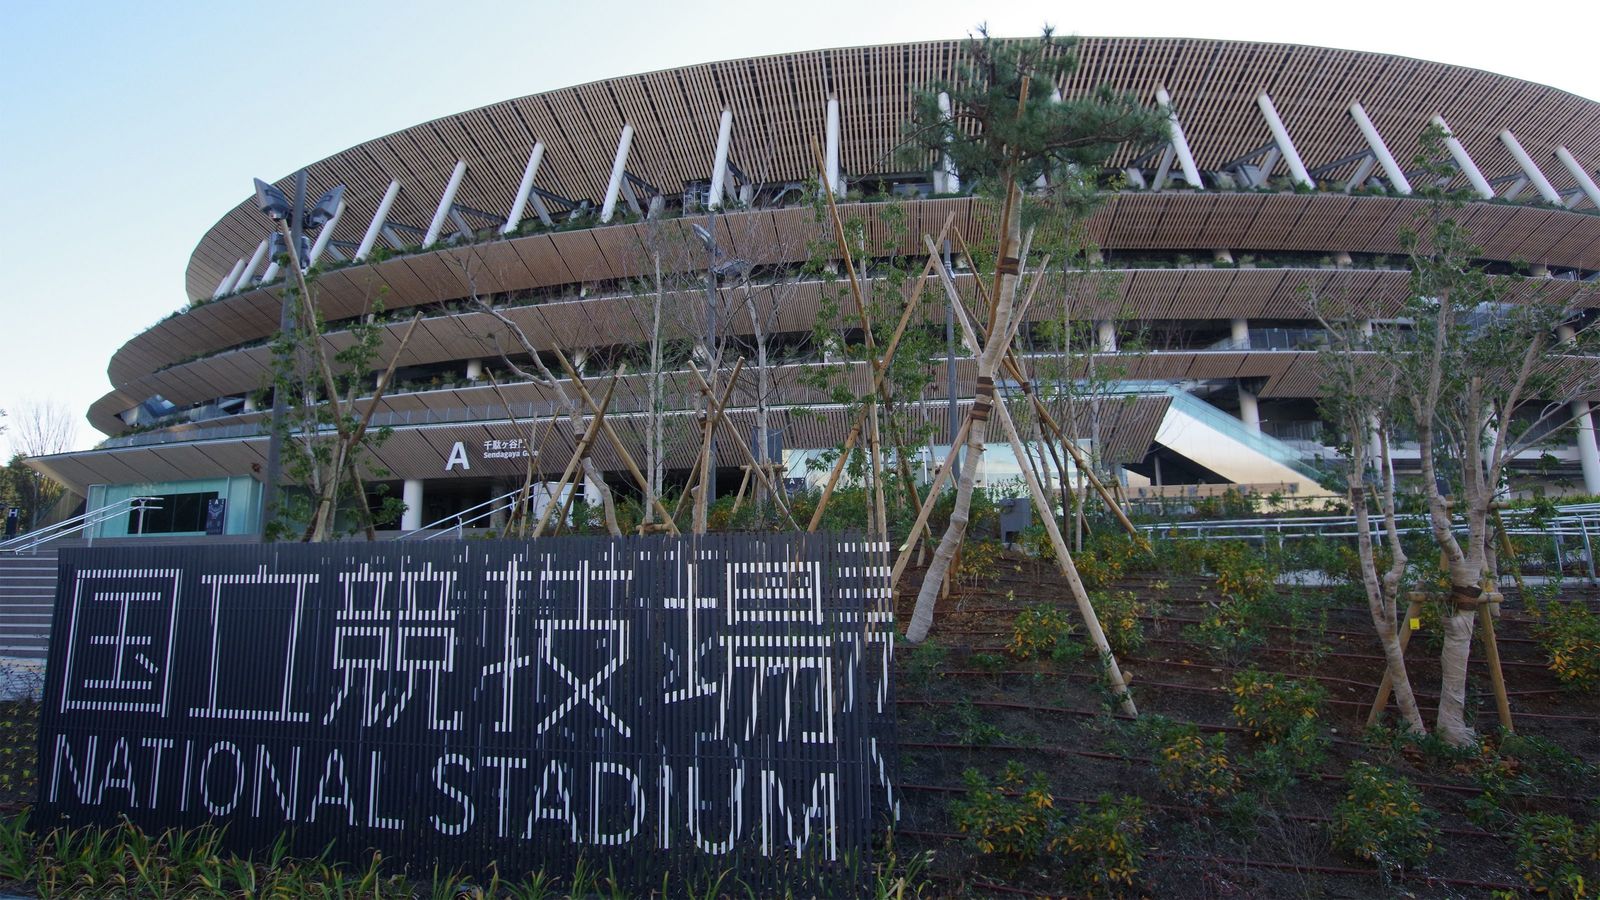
[1555,147,1600,210]
[1558,323,1600,493]
[305,199,346,267]
[1231,318,1251,349]
[1343,154,1378,193]
[402,479,424,531]
[1430,116,1494,199]
[599,124,635,224]
[1154,87,1203,188]
[260,258,282,285]
[1499,130,1562,205]
[707,109,734,210]
[1348,102,1412,194]
[1237,384,1262,435]
[824,95,843,196]
[356,180,402,261]
[935,92,960,194]
[423,160,468,247]
[1256,92,1314,189]
[236,239,270,291]
[1096,320,1117,353]
[465,359,483,381]
[502,141,548,232]
[212,258,247,299]
[1573,400,1600,494]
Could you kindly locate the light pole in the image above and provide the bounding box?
[252,172,344,540]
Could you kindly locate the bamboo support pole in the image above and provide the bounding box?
[544,348,680,534]
[890,412,974,585]
[685,362,802,532]
[804,215,955,530]
[1477,587,1515,732]
[673,360,746,527]
[530,373,621,539]
[992,381,1138,716]
[1367,595,1423,727]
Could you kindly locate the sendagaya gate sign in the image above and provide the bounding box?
[35,534,896,882]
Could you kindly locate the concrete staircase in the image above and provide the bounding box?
[0,549,58,662]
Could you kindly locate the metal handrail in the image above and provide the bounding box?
[391,485,568,541]
[0,496,161,555]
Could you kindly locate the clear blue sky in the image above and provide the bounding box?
[4,0,1597,454]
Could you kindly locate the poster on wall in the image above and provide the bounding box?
[34,533,895,886]
[203,498,227,535]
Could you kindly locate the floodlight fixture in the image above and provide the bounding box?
[691,223,715,251]
[254,178,292,220]
[303,184,346,230]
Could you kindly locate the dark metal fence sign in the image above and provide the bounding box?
[35,534,895,884]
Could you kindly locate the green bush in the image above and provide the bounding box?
[1329,762,1438,874]
[1090,589,1146,655]
[1061,795,1150,896]
[951,763,1060,860]
[1510,813,1600,898]
[1010,604,1085,663]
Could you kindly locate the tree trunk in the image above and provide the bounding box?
[907,183,1022,643]
[1350,432,1425,734]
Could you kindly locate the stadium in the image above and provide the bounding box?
[27,35,1600,539]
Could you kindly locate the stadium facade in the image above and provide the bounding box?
[29,36,1600,539]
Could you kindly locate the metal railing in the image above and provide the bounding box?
[390,485,572,541]
[0,496,162,555]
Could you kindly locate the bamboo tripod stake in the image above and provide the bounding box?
[946,229,1145,547]
[938,241,1137,714]
[529,372,622,539]
[804,214,957,531]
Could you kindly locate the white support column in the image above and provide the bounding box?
[708,109,733,210]
[242,394,258,413]
[356,180,402,261]
[936,92,960,194]
[213,258,247,299]
[1155,87,1203,188]
[1151,147,1176,191]
[1431,116,1494,199]
[1348,102,1412,194]
[1231,318,1251,349]
[501,142,546,234]
[423,159,468,247]
[1499,130,1562,205]
[1555,146,1600,210]
[1574,400,1600,495]
[599,124,634,224]
[402,479,424,531]
[306,199,345,267]
[260,259,281,285]
[824,95,842,196]
[1237,385,1262,435]
[236,239,269,291]
[1256,92,1314,189]
[466,359,483,381]
[1096,320,1117,353]
[1343,154,1378,193]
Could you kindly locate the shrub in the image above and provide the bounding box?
[1510,813,1600,898]
[1074,548,1124,590]
[951,763,1059,860]
[1010,604,1085,663]
[1229,669,1325,742]
[1090,589,1146,655]
[957,539,1005,585]
[1062,795,1150,895]
[1530,600,1600,691]
[1154,729,1238,805]
[1330,762,1438,874]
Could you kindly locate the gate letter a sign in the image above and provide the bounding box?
[445,442,471,471]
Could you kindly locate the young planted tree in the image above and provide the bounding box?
[1309,298,1426,734]
[267,242,419,542]
[1393,126,1600,745]
[899,28,1167,643]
